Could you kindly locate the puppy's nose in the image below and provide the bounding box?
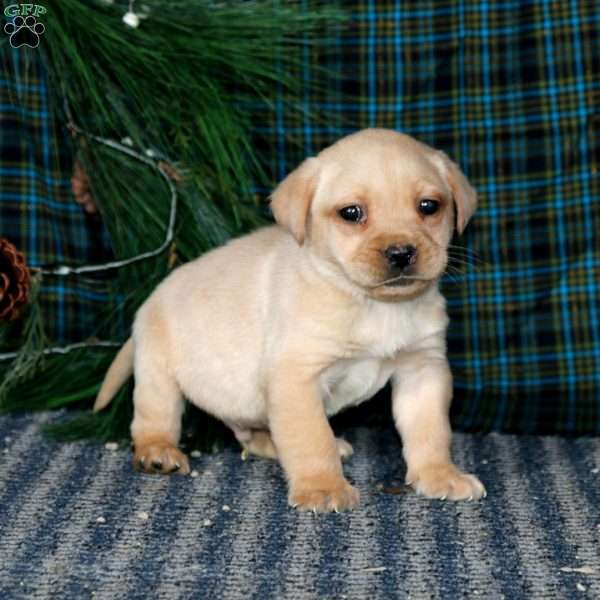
[384,245,417,270]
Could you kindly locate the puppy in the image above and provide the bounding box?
[94,128,485,511]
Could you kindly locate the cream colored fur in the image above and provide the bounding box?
[95,129,485,511]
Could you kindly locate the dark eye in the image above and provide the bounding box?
[338,205,364,223]
[418,198,440,216]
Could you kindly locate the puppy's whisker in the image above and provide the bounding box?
[446,246,489,266]
[446,243,479,251]
[446,258,474,271]
[442,272,459,284]
[448,256,485,269]
[446,255,483,272]
[444,265,466,277]
[445,264,466,274]
[447,252,481,262]
[446,263,481,276]
[445,261,469,274]
[441,267,465,284]
[430,239,485,266]
[446,243,482,255]
[443,241,486,257]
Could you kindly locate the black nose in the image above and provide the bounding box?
[384,244,417,269]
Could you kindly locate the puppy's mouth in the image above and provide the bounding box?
[371,273,435,289]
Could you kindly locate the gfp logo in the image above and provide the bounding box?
[4,4,47,48]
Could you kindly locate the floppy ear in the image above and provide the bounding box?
[436,152,478,234]
[270,158,320,245]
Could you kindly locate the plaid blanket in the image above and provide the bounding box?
[1,2,599,434]
[0,46,114,343]
[251,0,600,434]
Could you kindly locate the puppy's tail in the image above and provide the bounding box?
[93,338,134,412]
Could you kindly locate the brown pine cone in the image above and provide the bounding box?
[0,238,31,322]
[71,160,98,214]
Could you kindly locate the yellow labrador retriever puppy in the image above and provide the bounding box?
[94,128,485,511]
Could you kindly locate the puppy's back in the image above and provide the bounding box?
[130,225,300,419]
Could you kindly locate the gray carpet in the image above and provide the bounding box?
[0,412,599,599]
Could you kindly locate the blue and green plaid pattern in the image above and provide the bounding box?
[249,0,600,434]
[1,2,599,434]
[0,46,115,343]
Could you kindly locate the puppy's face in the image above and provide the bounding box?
[271,129,477,301]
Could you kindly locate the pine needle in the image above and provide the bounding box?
[0,0,347,444]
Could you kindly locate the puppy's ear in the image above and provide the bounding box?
[436,152,477,234]
[270,158,320,245]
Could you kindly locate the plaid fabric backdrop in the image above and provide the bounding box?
[250,0,600,434]
[1,2,599,433]
[0,47,115,343]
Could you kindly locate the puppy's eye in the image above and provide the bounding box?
[338,205,365,223]
[418,198,440,216]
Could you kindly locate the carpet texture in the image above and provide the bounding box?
[0,412,598,600]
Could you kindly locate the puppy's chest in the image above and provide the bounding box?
[320,302,435,416]
[320,355,396,416]
[347,301,424,359]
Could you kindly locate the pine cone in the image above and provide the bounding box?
[0,238,31,322]
[71,160,98,214]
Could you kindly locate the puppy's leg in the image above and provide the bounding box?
[239,430,354,462]
[392,353,485,501]
[269,367,359,512]
[334,437,354,460]
[239,430,279,460]
[130,338,189,475]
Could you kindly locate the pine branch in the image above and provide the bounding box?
[1,0,347,444]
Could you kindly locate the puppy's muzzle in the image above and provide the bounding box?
[383,244,417,271]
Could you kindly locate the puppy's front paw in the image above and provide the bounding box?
[289,476,359,512]
[133,441,190,475]
[407,463,485,501]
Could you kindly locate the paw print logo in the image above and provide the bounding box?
[4,15,45,48]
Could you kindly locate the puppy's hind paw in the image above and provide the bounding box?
[406,463,485,501]
[133,441,190,475]
[335,437,354,461]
